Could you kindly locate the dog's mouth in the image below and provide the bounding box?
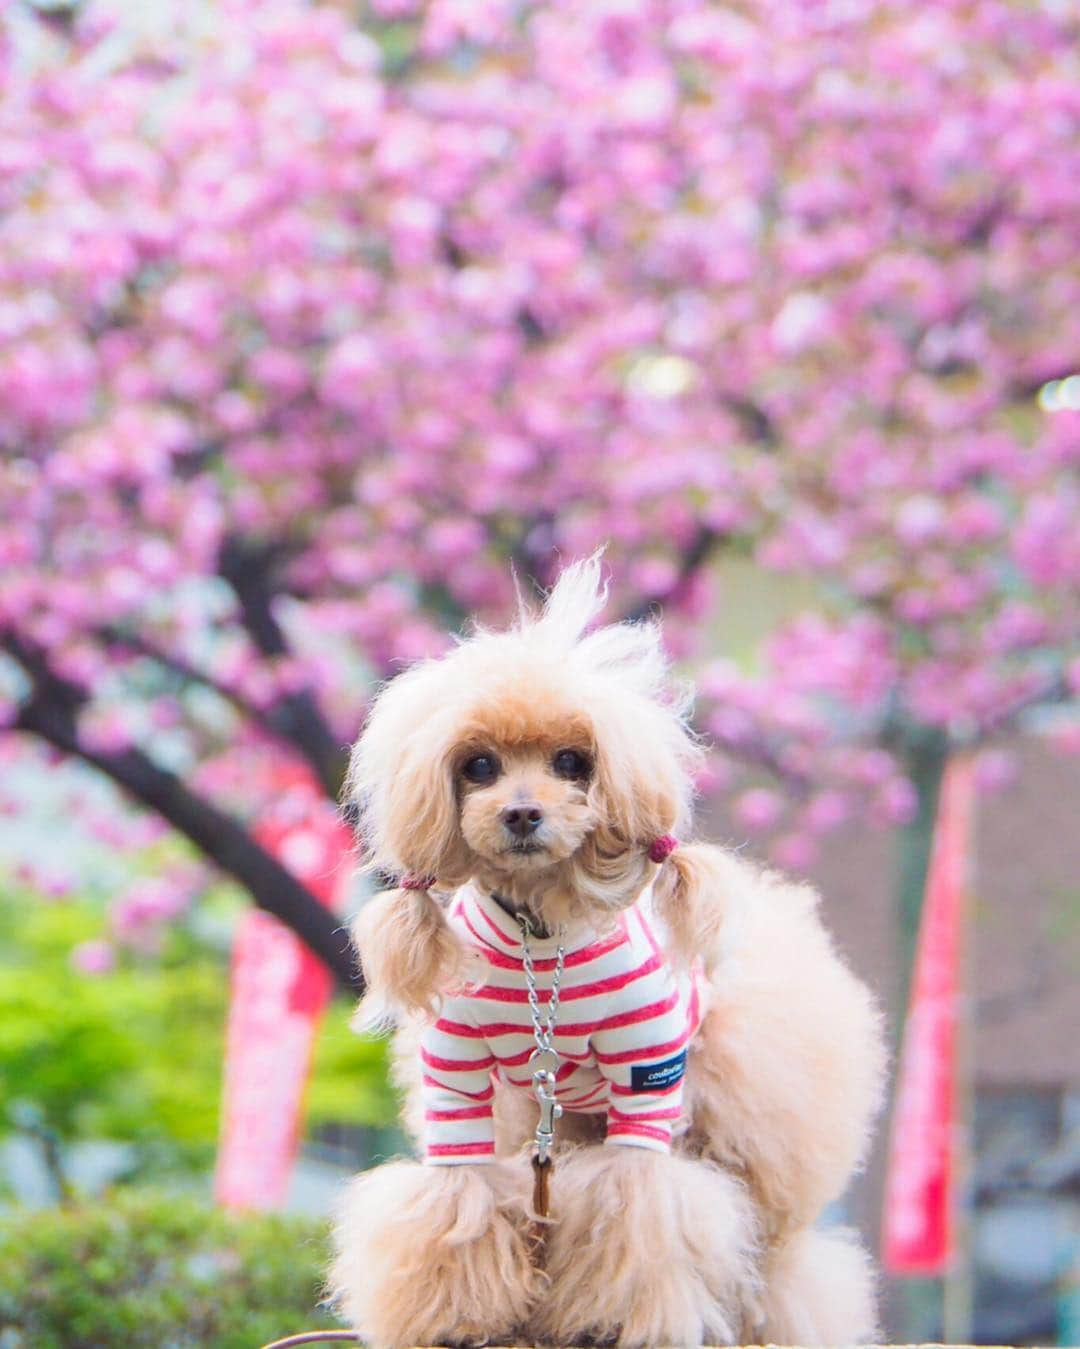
[493,837,557,866]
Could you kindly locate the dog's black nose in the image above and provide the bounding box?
[501,804,543,838]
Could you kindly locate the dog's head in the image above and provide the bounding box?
[347,554,702,920]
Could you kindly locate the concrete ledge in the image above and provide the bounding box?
[262,1339,1008,1348]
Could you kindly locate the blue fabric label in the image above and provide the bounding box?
[630,1049,687,1093]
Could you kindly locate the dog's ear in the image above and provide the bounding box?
[345,665,473,1022]
[379,731,473,885]
[347,666,471,886]
[584,677,730,969]
[348,735,470,1022]
[588,694,696,851]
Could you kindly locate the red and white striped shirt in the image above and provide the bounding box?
[421,885,704,1164]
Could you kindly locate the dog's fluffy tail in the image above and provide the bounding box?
[759,1225,880,1346]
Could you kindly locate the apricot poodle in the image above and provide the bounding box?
[329,555,885,1347]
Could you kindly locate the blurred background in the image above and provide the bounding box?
[0,0,1077,1344]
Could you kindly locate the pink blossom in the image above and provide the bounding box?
[973,749,1017,793]
[1050,722,1080,755]
[772,833,818,872]
[894,496,947,548]
[803,791,850,834]
[875,778,919,826]
[78,707,134,755]
[0,0,1074,926]
[71,939,117,976]
[734,788,785,832]
[692,755,732,795]
[319,335,383,413]
[108,869,201,950]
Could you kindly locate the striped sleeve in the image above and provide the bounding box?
[419,998,497,1165]
[590,976,693,1155]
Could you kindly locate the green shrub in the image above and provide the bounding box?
[0,883,397,1191]
[0,1189,340,1348]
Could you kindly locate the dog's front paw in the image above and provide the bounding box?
[532,1145,760,1348]
[328,1158,539,1349]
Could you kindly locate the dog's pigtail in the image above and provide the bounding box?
[650,841,730,975]
[350,879,466,1030]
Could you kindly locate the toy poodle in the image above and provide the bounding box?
[329,555,885,1347]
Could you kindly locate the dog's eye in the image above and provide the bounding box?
[461,754,500,784]
[552,749,590,780]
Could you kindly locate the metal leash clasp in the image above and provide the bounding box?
[532,1068,562,1164]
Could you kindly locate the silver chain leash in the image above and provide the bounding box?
[518,913,566,1164]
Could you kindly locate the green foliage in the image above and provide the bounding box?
[0,1188,338,1348]
[0,883,396,1188]
[306,998,397,1130]
[0,892,228,1180]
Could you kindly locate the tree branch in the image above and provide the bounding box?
[722,394,779,448]
[3,632,361,992]
[879,672,1072,755]
[973,671,1071,741]
[218,537,350,797]
[708,728,815,796]
[99,625,274,724]
[99,624,350,791]
[620,525,723,625]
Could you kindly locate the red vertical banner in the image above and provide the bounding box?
[882,755,975,1274]
[214,765,354,1211]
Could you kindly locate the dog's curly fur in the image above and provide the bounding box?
[329,555,886,1347]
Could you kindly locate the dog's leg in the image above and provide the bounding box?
[328,1158,539,1349]
[531,1144,760,1348]
[756,1226,880,1346]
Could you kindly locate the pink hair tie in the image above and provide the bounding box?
[400,873,436,891]
[648,835,678,864]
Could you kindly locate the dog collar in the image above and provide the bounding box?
[491,890,552,939]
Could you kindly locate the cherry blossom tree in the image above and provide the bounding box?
[1,0,1077,988]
